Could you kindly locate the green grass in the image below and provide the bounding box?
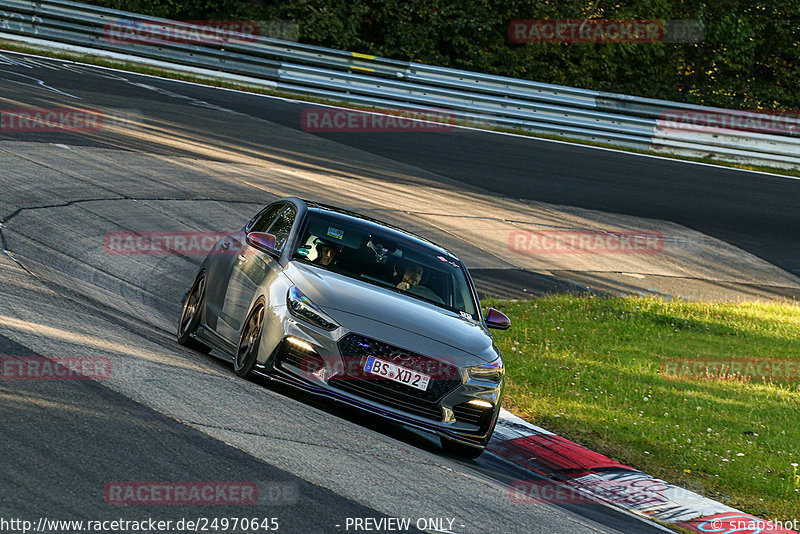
[484,295,800,521]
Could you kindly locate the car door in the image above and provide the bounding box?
[216,204,298,343]
[204,203,285,334]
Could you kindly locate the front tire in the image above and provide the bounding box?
[177,272,212,354]
[440,437,485,459]
[234,303,265,379]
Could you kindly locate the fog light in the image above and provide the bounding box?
[286,336,314,352]
[467,399,493,409]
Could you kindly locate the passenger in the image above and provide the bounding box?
[395,263,445,304]
[396,264,423,290]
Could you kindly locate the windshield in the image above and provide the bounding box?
[292,212,479,319]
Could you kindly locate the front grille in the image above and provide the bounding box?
[329,333,463,421]
[328,379,443,421]
[453,402,492,429]
[276,341,325,376]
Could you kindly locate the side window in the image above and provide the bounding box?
[248,204,285,233]
[266,205,297,251]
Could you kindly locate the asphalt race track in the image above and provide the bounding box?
[75,65,800,277]
[2,50,797,533]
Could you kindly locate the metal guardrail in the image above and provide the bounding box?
[1,0,798,169]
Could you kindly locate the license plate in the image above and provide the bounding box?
[364,356,431,391]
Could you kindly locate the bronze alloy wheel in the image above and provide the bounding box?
[234,303,265,378]
[177,272,211,354]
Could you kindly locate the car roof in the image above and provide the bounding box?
[302,199,456,258]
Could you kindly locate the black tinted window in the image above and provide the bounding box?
[267,205,297,251]
[249,204,284,233]
[292,213,477,318]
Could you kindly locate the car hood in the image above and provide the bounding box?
[283,262,499,363]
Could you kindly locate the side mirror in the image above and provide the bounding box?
[246,232,278,255]
[485,307,511,330]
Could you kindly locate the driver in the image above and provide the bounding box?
[315,241,340,266]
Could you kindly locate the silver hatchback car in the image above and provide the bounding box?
[178,198,510,458]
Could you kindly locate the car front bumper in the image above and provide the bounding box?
[256,317,503,449]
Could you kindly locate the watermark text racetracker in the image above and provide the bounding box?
[301,107,456,133]
[509,230,664,255]
[508,479,693,506]
[105,481,256,505]
[659,109,800,136]
[662,358,800,382]
[104,231,234,256]
[1,356,111,381]
[294,349,461,384]
[0,108,103,132]
[0,108,141,133]
[509,19,703,44]
[104,480,298,506]
[104,19,260,45]
[103,18,299,44]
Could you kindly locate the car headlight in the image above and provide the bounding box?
[287,286,339,331]
[466,359,504,382]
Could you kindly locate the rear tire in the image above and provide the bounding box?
[234,303,265,379]
[440,437,485,459]
[177,272,212,354]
